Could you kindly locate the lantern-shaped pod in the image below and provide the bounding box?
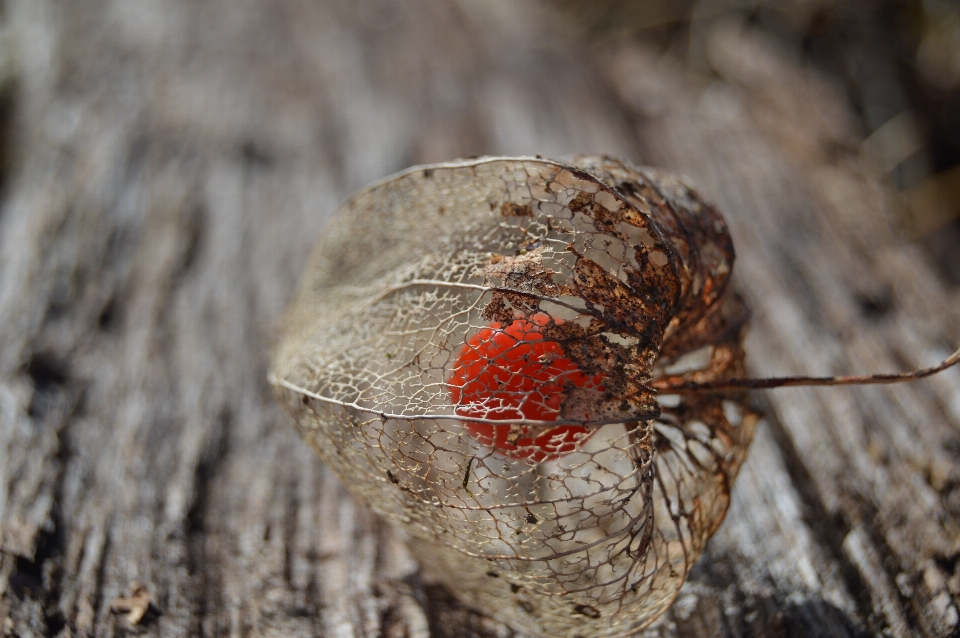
[271,157,758,637]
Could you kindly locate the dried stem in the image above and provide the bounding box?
[652,345,960,394]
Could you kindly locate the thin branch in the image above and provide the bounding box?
[651,345,960,394]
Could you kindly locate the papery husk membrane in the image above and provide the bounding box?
[271,156,757,637]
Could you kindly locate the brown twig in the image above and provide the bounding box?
[652,345,960,394]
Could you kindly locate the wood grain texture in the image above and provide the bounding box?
[0,1,957,637]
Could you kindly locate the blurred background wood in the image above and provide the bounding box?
[1,1,958,636]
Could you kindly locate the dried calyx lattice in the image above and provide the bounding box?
[269,156,960,637]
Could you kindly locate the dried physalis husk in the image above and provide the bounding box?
[269,156,959,637]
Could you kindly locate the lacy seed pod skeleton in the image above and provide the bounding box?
[269,156,960,637]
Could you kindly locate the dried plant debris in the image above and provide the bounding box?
[109,581,155,626]
[269,156,959,637]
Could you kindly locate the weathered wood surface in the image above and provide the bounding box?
[1,1,958,636]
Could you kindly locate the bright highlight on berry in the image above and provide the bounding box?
[448,313,605,462]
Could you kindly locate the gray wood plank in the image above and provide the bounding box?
[1,1,956,637]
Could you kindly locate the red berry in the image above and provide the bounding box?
[448,313,604,461]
